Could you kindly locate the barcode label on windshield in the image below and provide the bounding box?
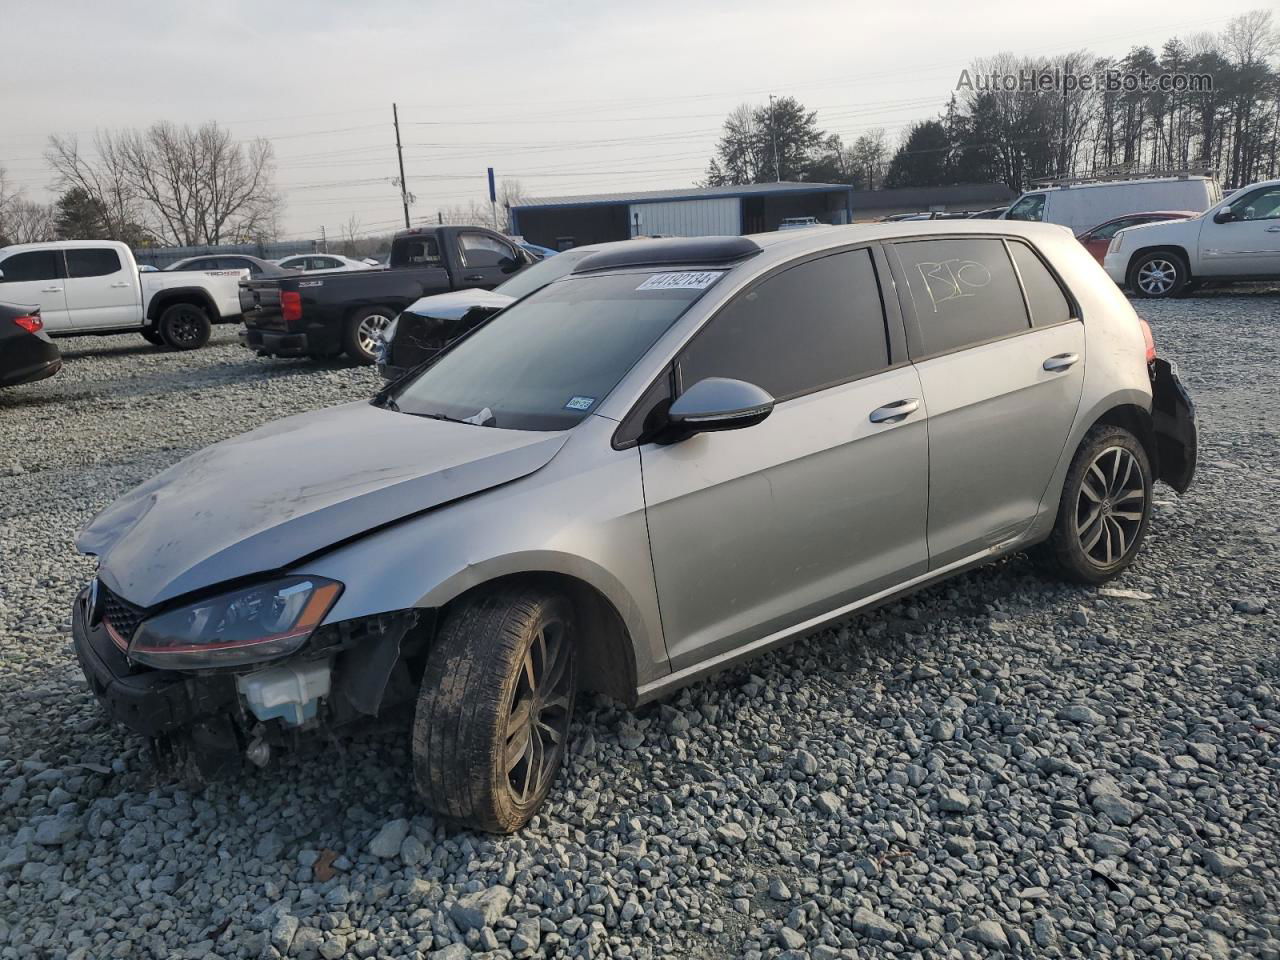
[636,271,722,291]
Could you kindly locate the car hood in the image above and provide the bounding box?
[402,288,513,321]
[1114,216,1202,245]
[78,401,568,608]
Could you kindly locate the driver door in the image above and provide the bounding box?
[454,232,519,290]
[1198,184,1280,277]
[639,247,929,669]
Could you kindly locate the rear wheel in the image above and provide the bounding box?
[413,588,577,833]
[342,307,395,364]
[1034,425,1153,584]
[1128,251,1188,299]
[158,303,211,350]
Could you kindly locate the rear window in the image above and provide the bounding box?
[392,236,442,268]
[390,271,721,430]
[897,238,1030,356]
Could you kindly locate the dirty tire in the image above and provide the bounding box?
[342,307,395,364]
[413,587,577,833]
[1033,424,1153,584]
[1128,250,1188,299]
[158,303,211,350]
[140,326,165,346]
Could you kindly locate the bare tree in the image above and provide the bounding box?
[0,167,58,245]
[47,122,282,246]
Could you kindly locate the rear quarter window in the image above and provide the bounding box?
[896,237,1030,357]
[1008,241,1073,327]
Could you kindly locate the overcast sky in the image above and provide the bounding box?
[2,0,1260,238]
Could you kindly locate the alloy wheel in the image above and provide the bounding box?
[504,619,573,805]
[357,314,393,357]
[1136,258,1177,296]
[166,307,204,346]
[1075,446,1146,567]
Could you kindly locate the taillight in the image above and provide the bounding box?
[1138,317,1156,364]
[12,313,42,334]
[281,291,303,326]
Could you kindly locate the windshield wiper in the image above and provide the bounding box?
[372,394,400,412]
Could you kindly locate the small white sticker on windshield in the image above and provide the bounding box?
[564,396,596,411]
[635,271,722,291]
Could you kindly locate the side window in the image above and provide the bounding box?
[1008,241,1073,327]
[1089,218,1132,241]
[1006,194,1046,222]
[66,248,123,278]
[0,250,62,283]
[458,232,516,268]
[1234,186,1280,221]
[677,248,890,401]
[897,238,1030,356]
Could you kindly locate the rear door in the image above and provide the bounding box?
[888,236,1085,568]
[63,247,139,329]
[639,246,930,669]
[0,249,70,332]
[453,231,520,290]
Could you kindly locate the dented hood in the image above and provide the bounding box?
[78,401,568,607]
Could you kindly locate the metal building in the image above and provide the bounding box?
[509,182,854,250]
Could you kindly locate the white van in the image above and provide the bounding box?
[1003,176,1221,234]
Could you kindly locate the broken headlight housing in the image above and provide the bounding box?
[129,576,343,670]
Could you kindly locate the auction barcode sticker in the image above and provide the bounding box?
[636,271,723,291]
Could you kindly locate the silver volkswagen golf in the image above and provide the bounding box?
[73,222,1197,832]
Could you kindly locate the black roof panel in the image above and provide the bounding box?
[571,237,761,273]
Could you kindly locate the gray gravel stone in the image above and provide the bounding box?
[367,818,410,858]
[449,885,512,932]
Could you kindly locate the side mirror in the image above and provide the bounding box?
[665,377,774,439]
[1213,207,1235,224]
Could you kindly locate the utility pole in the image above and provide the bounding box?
[320,225,327,252]
[769,94,781,182]
[393,103,410,229]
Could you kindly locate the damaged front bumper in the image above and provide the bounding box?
[72,587,236,738]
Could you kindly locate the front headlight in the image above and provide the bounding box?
[1106,235,1124,257]
[129,576,342,669]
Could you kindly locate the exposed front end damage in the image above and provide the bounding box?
[72,582,431,780]
[1150,357,1198,494]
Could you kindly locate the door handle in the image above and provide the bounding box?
[110,281,130,288]
[1043,353,1080,372]
[464,274,484,282]
[41,286,63,293]
[869,398,919,424]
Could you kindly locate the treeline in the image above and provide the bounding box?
[705,9,1279,192]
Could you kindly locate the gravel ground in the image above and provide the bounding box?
[1,294,1278,960]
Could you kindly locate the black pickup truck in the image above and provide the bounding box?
[239,225,531,363]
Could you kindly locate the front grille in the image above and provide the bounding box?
[101,585,146,645]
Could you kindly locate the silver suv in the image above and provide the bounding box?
[73,222,1197,832]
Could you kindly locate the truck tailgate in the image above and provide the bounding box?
[240,280,287,331]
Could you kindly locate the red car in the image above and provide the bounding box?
[1076,211,1198,264]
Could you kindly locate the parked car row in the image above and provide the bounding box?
[71,222,1198,831]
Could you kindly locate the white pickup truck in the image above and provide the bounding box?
[0,240,243,349]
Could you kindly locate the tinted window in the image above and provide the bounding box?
[0,250,61,283]
[1009,241,1072,327]
[66,248,123,278]
[493,247,595,300]
[1089,218,1136,241]
[678,249,889,400]
[458,232,516,268]
[1235,186,1280,221]
[391,271,718,431]
[898,238,1029,356]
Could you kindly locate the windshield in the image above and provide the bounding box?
[493,248,593,301]
[390,270,722,431]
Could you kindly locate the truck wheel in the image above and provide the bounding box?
[343,308,395,364]
[158,303,211,350]
[140,327,165,346]
[413,587,578,833]
[1128,251,1187,299]
[1033,425,1153,584]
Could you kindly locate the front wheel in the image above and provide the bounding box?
[413,588,577,833]
[342,307,395,364]
[158,303,211,350]
[1128,251,1188,299]
[1034,425,1153,584]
